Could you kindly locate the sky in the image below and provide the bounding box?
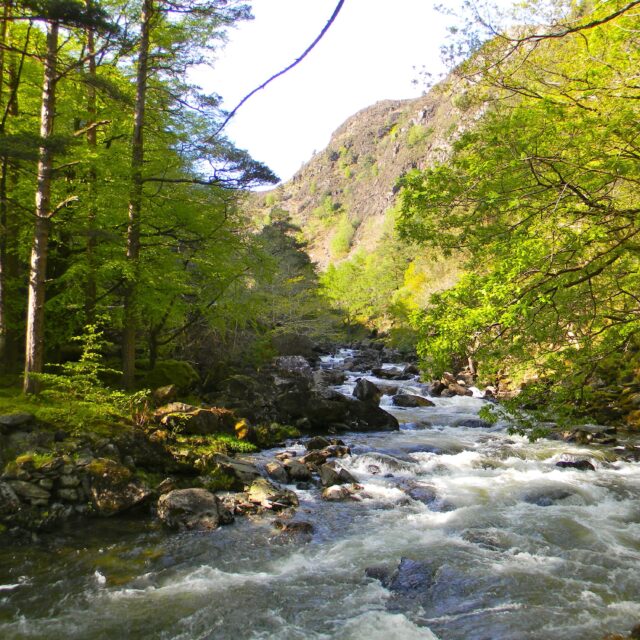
[204,0,451,184]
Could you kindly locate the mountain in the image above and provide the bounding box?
[248,81,476,269]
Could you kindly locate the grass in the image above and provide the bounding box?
[0,385,133,438]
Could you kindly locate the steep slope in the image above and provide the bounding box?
[248,82,478,268]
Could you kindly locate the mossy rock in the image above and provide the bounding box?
[142,360,200,393]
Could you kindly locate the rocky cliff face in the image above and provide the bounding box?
[248,82,479,269]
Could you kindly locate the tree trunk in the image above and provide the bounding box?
[84,6,97,322]
[24,20,58,394]
[0,0,9,371]
[122,0,152,390]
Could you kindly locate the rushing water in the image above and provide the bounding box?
[1,351,640,640]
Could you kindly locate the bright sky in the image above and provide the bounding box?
[205,0,450,183]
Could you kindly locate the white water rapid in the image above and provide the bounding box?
[1,349,639,640]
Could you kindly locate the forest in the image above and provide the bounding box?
[1,2,640,639]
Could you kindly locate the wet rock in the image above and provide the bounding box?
[273,519,314,535]
[211,454,261,488]
[275,451,297,461]
[283,458,312,482]
[300,450,331,467]
[365,565,392,585]
[319,462,356,487]
[403,364,420,376]
[265,461,289,484]
[447,382,473,397]
[453,418,492,429]
[247,478,298,509]
[387,557,434,604]
[355,452,415,473]
[56,488,79,502]
[86,458,151,516]
[0,481,21,515]
[157,488,229,530]
[405,484,438,505]
[522,487,574,507]
[391,394,435,408]
[429,381,446,397]
[347,399,399,431]
[353,378,381,405]
[371,367,411,381]
[556,459,596,471]
[306,436,331,451]
[321,485,352,501]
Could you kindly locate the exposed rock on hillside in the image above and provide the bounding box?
[249,83,480,268]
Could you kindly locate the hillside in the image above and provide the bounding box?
[248,82,478,268]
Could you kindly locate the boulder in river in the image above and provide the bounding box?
[265,461,288,484]
[353,378,381,405]
[157,488,231,530]
[319,462,356,487]
[371,367,411,381]
[321,485,352,501]
[306,436,331,451]
[391,394,435,408]
[556,459,596,471]
[283,458,312,482]
[522,487,574,507]
[247,478,299,509]
[86,458,151,516]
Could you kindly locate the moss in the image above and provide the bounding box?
[86,458,132,483]
[255,423,300,448]
[173,433,258,456]
[0,385,134,438]
[142,360,200,393]
[200,468,237,492]
[15,451,56,470]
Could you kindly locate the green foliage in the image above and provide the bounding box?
[142,360,200,393]
[32,323,149,427]
[406,124,429,148]
[398,0,640,429]
[330,214,356,258]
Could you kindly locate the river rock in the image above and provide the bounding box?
[300,450,331,467]
[306,436,331,450]
[319,463,356,487]
[453,418,492,429]
[273,519,314,536]
[157,488,229,530]
[556,459,596,471]
[247,478,299,509]
[388,557,434,595]
[265,461,289,484]
[405,484,438,505]
[86,458,151,516]
[522,487,574,507]
[283,458,312,482]
[347,399,399,431]
[353,378,381,405]
[212,454,261,488]
[321,485,352,501]
[391,394,435,408]
[371,367,411,381]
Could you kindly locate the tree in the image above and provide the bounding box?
[398,0,640,411]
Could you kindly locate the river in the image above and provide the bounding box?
[1,349,639,639]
